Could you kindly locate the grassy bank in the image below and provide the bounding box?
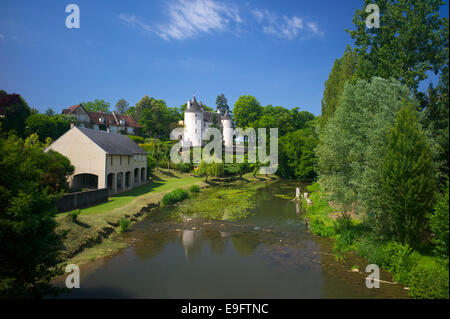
[303,183,449,299]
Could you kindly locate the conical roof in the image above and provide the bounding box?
[185,96,202,112]
[221,110,232,120]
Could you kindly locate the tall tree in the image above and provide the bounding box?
[0,94,31,138]
[0,133,73,298]
[216,94,230,115]
[320,45,358,128]
[114,98,129,114]
[233,95,262,129]
[81,99,110,113]
[347,0,448,94]
[379,103,435,247]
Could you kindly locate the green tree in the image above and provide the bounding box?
[317,77,413,212]
[379,103,435,247]
[45,108,55,116]
[347,0,448,94]
[0,94,31,137]
[114,98,129,114]
[321,45,358,128]
[428,180,449,256]
[81,99,110,113]
[233,95,262,129]
[0,133,72,298]
[25,114,73,142]
[215,94,230,114]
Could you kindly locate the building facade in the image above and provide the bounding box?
[62,104,141,135]
[181,96,233,148]
[46,126,147,195]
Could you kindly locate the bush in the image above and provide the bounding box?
[378,241,415,284]
[189,185,200,193]
[119,218,130,233]
[408,260,449,299]
[162,188,189,205]
[70,209,81,222]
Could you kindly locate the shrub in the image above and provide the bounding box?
[378,241,415,284]
[189,185,200,193]
[119,218,130,233]
[429,180,449,256]
[408,261,449,299]
[162,188,189,205]
[70,209,81,222]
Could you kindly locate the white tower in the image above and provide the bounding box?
[184,96,203,147]
[221,110,233,147]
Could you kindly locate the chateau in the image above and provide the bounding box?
[181,96,233,148]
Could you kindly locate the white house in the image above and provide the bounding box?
[181,96,233,148]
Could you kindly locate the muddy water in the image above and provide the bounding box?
[56,181,409,298]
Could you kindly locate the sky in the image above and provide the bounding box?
[0,0,448,116]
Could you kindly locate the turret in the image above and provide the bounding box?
[184,96,204,147]
[221,110,233,147]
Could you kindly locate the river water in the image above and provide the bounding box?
[56,180,409,298]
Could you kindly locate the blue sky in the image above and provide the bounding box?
[0,0,448,115]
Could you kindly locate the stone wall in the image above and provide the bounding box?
[57,188,108,212]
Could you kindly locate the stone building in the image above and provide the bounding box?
[46,126,147,195]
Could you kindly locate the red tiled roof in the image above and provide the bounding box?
[61,103,141,128]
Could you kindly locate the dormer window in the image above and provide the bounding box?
[120,119,126,125]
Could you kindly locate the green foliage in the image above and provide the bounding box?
[215,93,230,114]
[278,124,318,180]
[70,209,81,222]
[25,113,74,142]
[429,180,449,256]
[321,45,358,128]
[128,135,145,144]
[408,260,449,299]
[0,133,70,298]
[119,218,130,233]
[115,98,129,115]
[379,103,435,248]
[197,160,224,181]
[162,188,189,205]
[347,0,448,94]
[317,77,413,213]
[81,99,110,113]
[0,94,31,137]
[233,95,263,129]
[189,185,200,193]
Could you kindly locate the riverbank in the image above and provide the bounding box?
[56,169,279,266]
[302,182,449,299]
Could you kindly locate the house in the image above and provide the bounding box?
[46,126,147,194]
[181,96,233,148]
[62,103,141,135]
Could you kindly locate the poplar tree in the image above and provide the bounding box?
[379,103,435,247]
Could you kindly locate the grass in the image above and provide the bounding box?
[162,188,189,205]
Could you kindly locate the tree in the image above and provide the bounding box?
[115,99,129,114]
[0,132,73,298]
[216,94,230,114]
[317,77,413,212]
[197,160,224,182]
[379,103,435,248]
[45,108,55,116]
[347,0,448,94]
[81,99,110,113]
[25,114,73,142]
[233,95,262,129]
[0,94,31,137]
[320,45,358,128]
[429,180,449,256]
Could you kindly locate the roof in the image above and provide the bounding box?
[203,111,221,123]
[62,104,141,128]
[222,110,232,120]
[76,127,146,155]
[185,96,202,112]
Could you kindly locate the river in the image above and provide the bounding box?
[55,180,409,298]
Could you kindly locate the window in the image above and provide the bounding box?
[127,127,133,134]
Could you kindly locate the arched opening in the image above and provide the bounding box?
[125,171,131,188]
[134,168,140,184]
[140,168,146,183]
[117,172,123,190]
[107,173,115,191]
[72,173,98,190]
